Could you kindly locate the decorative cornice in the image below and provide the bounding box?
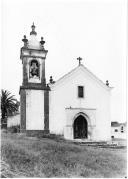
[20,55,47,60]
[20,47,48,60]
[21,47,48,53]
[20,85,50,91]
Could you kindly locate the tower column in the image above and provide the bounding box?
[20,89,26,131]
[22,58,28,85]
[44,88,50,131]
[41,59,46,85]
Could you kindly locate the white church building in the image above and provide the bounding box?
[20,24,113,141]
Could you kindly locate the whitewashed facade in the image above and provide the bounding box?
[49,65,112,141]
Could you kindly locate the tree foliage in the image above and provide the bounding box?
[1,90,19,127]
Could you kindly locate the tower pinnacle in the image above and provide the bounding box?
[106,80,109,86]
[30,22,37,35]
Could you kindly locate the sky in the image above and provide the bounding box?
[1,0,127,122]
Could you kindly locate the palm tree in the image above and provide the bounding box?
[1,90,18,128]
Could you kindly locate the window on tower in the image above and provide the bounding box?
[78,86,84,98]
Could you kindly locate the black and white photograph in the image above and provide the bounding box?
[1,0,127,178]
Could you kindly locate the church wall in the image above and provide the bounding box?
[26,90,44,130]
[49,68,111,141]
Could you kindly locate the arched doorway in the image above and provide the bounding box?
[73,115,88,139]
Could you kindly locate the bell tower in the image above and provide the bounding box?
[20,23,50,134]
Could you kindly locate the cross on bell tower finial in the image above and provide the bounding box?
[30,22,37,35]
[77,57,82,66]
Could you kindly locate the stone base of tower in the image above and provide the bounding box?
[20,86,50,133]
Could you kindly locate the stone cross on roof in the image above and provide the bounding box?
[77,57,82,66]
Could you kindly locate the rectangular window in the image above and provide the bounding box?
[78,86,84,98]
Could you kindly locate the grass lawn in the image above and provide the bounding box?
[1,132,127,178]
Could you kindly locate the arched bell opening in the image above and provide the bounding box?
[29,59,40,79]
